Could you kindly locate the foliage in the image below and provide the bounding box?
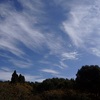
[11,70,18,83]
[18,74,25,83]
[0,65,100,100]
[11,70,25,83]
[36,78,75,92]
[41,89,91,100]
[76,65,100,93]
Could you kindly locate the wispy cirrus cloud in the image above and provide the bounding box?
[0,0,79,71]
[41,69,59,75]
[39,51,79,69]
[0,67,12,72]
[58,0,100,57]
[9,59,33,68]
[0,0,83,81]
[61,51,78,60]
[0,0,70,57]
[90,48,100,57]
[0,0,45,57]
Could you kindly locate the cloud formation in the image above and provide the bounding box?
[41,69,59,75]
[60,0,100,57]
[1,0,100,81]
[0,0,45,56]
[0,0,78,70]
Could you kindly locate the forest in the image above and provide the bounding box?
[0,65,100,100]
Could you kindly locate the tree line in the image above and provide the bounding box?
[0,65,100,100]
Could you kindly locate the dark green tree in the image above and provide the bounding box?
[76,65,100,93]
[18,74,25,83]
[11,70,18,83]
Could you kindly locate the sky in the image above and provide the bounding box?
[0,0,100,82]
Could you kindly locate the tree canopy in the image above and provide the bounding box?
[1,65,100,100]
[11,70,25,83]
[76,65,100,93]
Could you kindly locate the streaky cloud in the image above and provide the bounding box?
[41,69,59,75]
[61,0,100,57]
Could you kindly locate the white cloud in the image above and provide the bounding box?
[9,59,33,68]
[53,52,78,69]
[62,52,78,60]
[90,48,100,57]
[0,0,79,71]
[0,39,25,57]
[0,0,70,58]
[0,0,82,81]
[60,0,100,57]
[0,0,45,57]
[53,61,68,69]
[25,74,42,82]
[46,34,64,53]
[41,69,59,74]
[59,61,68,68]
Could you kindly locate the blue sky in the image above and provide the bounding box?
[0,0,100,82]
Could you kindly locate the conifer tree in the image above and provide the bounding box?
[11,70,18,83]
[18,74,25,83]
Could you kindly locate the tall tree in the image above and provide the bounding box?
[18,74,25,83]
[11,70,18,83]
[76,65,100,93]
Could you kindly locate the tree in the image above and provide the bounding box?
[76,65,100,93]
[18,74,25,83]
[11,70,18,83]
[11,71,25,83]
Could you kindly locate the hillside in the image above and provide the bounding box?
[0,65,100,100]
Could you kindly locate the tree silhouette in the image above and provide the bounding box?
[11,71,25,83]
[18,74,25,83]
[11,70,18,83]
[76,65,100,93]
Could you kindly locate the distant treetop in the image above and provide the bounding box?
[11,70,25,83]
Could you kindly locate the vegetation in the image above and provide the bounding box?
[0,65,100,100]
[11,70,25,83]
